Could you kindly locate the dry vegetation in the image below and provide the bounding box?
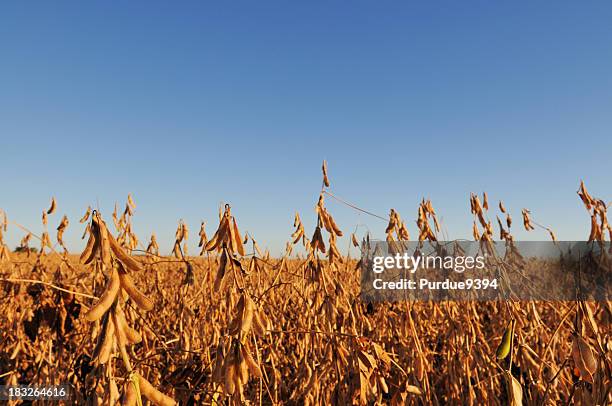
[0,164,610,405]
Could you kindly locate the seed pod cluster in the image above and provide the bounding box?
[172,220,188,258]
[216,338,262,399]
[417,200,438,241]
[521,209,535,231]
[80,212,176,404]
[578,181,611,243]
[81,212,142,272]
[291,212,305,245]
[205,204,245,256]
[147,233,160,255]
[214,246,247,291]
[316,193,342,237]
[228,292,269,338]
[197,221,208,255]
[56,215,69,251]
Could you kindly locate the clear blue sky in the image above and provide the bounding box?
[1,1,611,255]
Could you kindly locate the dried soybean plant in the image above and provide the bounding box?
[197,221,208,255]
[112,195,139,251]
[80,210,176,405]
[2,169,611,405]
[146,233,160,256]
[578,180,611,244]
[56,215,69,255]
[0,209,10,262]
[204,203,271,404]
[416,199,439,242]
[171,220,188,259]
[38,197,57,258]
[18,232,33,257]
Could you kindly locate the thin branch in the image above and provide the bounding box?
[0,277,97,299]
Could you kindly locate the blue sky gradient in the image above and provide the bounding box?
[1,1,611,255]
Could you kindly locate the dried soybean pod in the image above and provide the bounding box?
[47,197,57,214]
[258,310,271,331]
[224,363,237,395]
[228,294,245,335]
[137,374,176,406]
[97,330,115,365]
[99,220,112,266]
[115,303,142,344]
[85,268,120,322]
[80,229,99,264]
[213,248,228,291]
[378,376,388,394]
[108,231,143,272]
[109,379,120,405]
[118,269,153,311]
[124,326,142,345]
[496,320,514,360]
[241,344,262,378]
[223,343,238,395]
[127,193,136,209]
[205,216,229,252]
[122,381,137,406]
[322,160,330,187]
[351,233,359,248]
[232,218,245,256]
[252,309,266,336]
[92,312,114,364]
[205,232,219,252]
[240,295,254,337]
[80,206,92,223]
[112,307,130,356]
[212,341,225,383]
[328,214,343,237]
[238,356,249,384]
